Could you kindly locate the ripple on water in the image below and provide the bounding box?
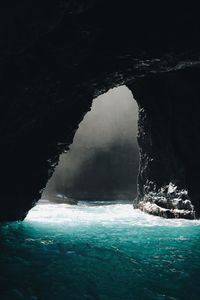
[0,201,200,300]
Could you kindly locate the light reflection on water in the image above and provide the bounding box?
[0,200,200,300]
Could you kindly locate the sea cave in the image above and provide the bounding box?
[1,1,200,299]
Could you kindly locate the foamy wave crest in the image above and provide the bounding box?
[25,200,200,227]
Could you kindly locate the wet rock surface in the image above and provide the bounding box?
[1,1,200,220]
[136,183,195,219]
[132,68,200,219]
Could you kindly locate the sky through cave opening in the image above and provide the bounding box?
[32,85,139,211]
[43,85,139,204]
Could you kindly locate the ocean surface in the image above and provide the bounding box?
[1,200,200,300]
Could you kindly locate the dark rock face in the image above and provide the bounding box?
[1,1,200,220]
[131,68,200,219]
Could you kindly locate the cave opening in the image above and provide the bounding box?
[1,3,200,298]
[26,85,139,220]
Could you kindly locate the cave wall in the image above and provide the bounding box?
[129,67,200,217]
[1,0,200,220]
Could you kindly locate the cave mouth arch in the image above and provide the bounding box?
[40,85,139,206]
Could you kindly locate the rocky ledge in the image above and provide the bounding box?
[135,183,195,220]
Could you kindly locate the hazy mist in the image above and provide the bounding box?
[43,85,139,201]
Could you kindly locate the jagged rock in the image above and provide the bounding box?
[136,183,195,219]
[138,201,195,220]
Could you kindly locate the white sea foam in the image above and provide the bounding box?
[25,200,200,227]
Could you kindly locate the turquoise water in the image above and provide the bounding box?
[1,200,200,300]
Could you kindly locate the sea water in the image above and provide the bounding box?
[1,200,200,300]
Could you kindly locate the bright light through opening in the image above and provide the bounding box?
[42,85,139,202]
